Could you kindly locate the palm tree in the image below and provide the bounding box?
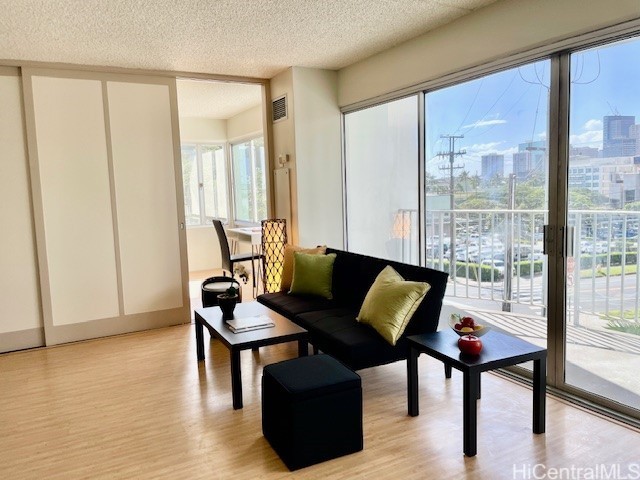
[458,170,470,193]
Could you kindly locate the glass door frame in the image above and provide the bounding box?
[546,53,569,390]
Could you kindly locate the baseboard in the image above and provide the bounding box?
[0,327,45,353]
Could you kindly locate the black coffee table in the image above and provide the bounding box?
[407,330,546,457]
[194,301,308,409]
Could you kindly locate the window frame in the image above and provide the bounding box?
[181,142,228,227]
[229,134,267,226]
[182,135,267,229]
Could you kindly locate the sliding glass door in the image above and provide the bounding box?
[565,38,640,411]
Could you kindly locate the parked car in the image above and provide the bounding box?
[481,259,506,276]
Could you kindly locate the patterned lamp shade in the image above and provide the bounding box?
[261,219,288,293]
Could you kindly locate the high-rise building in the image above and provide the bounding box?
[481,153,504,180]
[630,124,640,155]
[513,152,531,180]
[514,141,546,180]
[603,115,636,157]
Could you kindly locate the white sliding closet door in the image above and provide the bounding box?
[107,81,184,315]
[23,69,188,346]
[29,75,121,330]
[0,68,43,353]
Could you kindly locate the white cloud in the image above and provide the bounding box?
[583,119,603,131]
[537,131,547,140]
[465,142,503,152]
[462,119,507,129]
[570,130,602,147]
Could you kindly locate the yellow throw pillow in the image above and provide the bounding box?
[289,252,337,299]
[357,266,430,346]
[280,244,327,292]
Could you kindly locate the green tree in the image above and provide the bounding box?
[515,178,545,209]
[569,188,610,210]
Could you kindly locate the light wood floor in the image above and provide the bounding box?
[1,324,639,480]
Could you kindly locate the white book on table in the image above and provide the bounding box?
[226,315,275,333]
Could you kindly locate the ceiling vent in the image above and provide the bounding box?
[272,95,288,123]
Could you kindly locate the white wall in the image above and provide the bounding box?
[338,0,640,106]
[179,117,226,142]
[185,227,220,272]
[270,68,298,243]
[227,105,262,141]
[292,67,343,248]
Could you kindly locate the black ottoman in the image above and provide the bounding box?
[262,354,363,470]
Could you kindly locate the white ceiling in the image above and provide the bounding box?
[176,80,262,119]
[0,0,498,119]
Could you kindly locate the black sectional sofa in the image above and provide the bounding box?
[257,248,449,371]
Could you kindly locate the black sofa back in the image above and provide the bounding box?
[326,248,449,336]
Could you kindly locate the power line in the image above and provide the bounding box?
[453,78,484,135]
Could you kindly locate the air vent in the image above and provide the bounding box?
[272,95,287,123]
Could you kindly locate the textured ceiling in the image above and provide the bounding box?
[0,0,498,78]
[0,0,499,118]
[176,80,262,119]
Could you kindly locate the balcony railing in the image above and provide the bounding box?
[424,209,640,324]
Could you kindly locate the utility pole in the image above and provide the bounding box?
[437,134,465,280]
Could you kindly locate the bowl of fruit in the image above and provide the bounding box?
[449,313,490,337]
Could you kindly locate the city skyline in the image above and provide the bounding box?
[425,36,640,178]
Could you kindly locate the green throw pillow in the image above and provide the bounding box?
[289,252,337,299]
[357,265,430,346]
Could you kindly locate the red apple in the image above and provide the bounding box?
[454,323,462,330]
[461,316,475,328]
[458,335,483,355]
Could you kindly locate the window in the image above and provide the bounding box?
[181,143,227,226]
[231,137,267,224]
[181,136,267,227]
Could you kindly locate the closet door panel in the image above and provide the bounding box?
[31,76,120,326]
[107,81,183,315]
[0,71,43,351]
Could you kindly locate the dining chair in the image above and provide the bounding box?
[212,219,263,291]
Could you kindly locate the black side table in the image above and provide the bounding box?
[407,330,547,457]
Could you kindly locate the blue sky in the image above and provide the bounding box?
[425,36,640,178]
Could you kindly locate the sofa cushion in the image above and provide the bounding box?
[356,266,430,346]
[280,245,327,292]
[295,309,406,370]
[293,307,354,332]
[289,252,337,299]
[257,292,336,318]
[328,249,372,309]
